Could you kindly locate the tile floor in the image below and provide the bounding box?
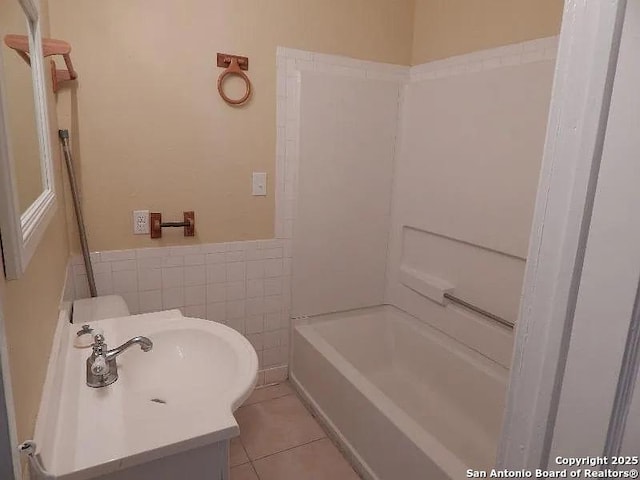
[230,382,361,480]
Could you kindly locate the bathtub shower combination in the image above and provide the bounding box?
[278,39,555,480]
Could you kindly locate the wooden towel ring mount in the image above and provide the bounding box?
[216,53,251,106]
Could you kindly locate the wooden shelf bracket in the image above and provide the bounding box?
[3,34,77,92]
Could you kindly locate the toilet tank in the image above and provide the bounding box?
[72,295,130,324]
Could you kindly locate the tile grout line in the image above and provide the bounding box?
[248,459,260,480]
[239,391,295,409]
[239,432,262,479]
[248,436,328,465]
[237,383,328,477]
[234,383,359,478]
[232,384,294,476]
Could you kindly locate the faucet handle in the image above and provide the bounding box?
[76,324,93,336]
[91,355,108,375]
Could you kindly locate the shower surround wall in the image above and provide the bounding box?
[286,37,558,366]
[387,37,558,365]
[291,69,403,316]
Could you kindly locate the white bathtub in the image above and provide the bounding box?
[291,305,508,480]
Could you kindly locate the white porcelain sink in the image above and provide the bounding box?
[35,310,258,480]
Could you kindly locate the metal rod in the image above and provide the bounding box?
[443,292,514,329]
[59,130,97,297]
[160,221,189,228]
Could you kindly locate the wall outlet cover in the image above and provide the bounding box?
[133,210,150,235]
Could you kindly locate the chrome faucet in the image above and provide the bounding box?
[87,333,153,388]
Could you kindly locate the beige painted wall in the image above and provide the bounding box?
[411,0,563,64]
[48,0,415,252]
[0,0,71,449]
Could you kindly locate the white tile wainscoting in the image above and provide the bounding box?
[65,239,291,386]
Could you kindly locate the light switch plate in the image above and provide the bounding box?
[252,172,267,196]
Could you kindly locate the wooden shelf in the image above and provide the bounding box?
[3,34,77,92]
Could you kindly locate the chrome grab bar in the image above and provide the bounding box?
[443,293,514,329]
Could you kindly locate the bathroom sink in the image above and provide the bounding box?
[35,310,258,479]
[121,327,241,399]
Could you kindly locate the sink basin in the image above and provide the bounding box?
[34,310,258,479]
[122,328,240,397]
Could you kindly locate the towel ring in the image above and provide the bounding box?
[217,57,252,106]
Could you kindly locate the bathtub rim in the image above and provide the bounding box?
[294,303,508,384]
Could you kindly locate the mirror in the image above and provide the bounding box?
[0,0,44,213]
[0,0,57,279]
